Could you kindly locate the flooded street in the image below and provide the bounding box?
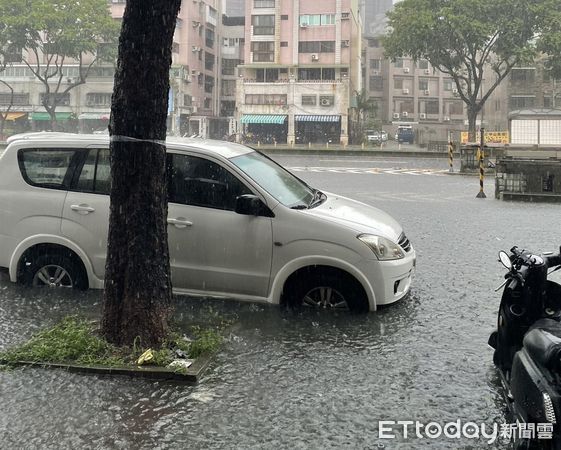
[1,155,560,449]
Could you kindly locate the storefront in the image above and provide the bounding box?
[29,112,76,132]
[295,115,341,144]
[240,114,288,144]
[78,112,110,134]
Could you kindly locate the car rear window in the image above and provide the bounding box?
[18,148,78,189]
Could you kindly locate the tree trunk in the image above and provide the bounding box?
[101,0,181,347]
[467,105,479,142]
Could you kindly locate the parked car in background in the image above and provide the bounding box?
[396,126,415,144]
[0,133,416,312]
[366,130,388,145]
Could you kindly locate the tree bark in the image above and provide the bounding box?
[101,0,181,347]
[467,104,480,142]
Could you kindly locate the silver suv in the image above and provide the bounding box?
[0,133,416,311]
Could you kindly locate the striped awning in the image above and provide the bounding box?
[241,114,287,124]
[78,112,110,120]
[295,115,341,122]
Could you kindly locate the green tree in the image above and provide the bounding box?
[536,0,561,79]
[101,0,181,347]
[353,89,378,144]
[383,0,545,139]
[0,0,119,129]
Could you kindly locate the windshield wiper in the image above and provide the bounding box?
[308,189,326,208]
[290,203,308,210]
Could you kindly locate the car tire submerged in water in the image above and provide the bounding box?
[22,253,86,289]
[284,270,369,312]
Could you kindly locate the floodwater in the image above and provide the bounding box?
[1,157,560,449]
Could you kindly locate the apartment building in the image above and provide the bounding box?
[236,0,362,144]
[0,0,223,138]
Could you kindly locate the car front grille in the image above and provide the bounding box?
[398,232,412,253]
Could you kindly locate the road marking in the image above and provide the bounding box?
[288,166,448,176]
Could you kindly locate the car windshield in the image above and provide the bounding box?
[230,151,314,208]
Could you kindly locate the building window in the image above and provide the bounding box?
[0,93,29,105]
[297,68,335,80]
[394,79,403,89]
[370,59,380,70]
[394,58,404,68]
[299,14,335,26]
[254,0,274,7]
[252,15,275,35]
[422,100,439,114]
[510,68,536,83]
[302,95,316,106]
[204,76,214,94]
[222,59,242,76]
[447,101,463,115]
[40,92,70,106]
[298,41,335,53]
[221,79,236,96]
[172,42,179,54]
[369,76,383,91]
[251,41,274,62]
[280,41,288,47]
[205,28,215,48]
[86,93,112,107]
[245,94,287,105]
[184,95,192,106]
[418,60,429,70]
[205,52,215,71]
[319,95,334,106]
[367,39,379,47]
[255,68,279,81]
[509,96,535,109]
[444,79,453,91]
[419,79,428,90]
[281,14,288,20]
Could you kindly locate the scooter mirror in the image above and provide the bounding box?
[499,251,512,269]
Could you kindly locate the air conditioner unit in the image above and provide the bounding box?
[184,74,192,82]
[300,23,308,28]
[452,88,458,94]
[402,88,409,94]
[402,111,408,117]
[420,113,427,119]
[320,97,332,106]
[341,12,350,19]
[192,20,201,28]
[444,116,450,121]
[311,54,319,61]
[424,89,430,95]
[192,46,201,52]
[392,113,400,119]
[403,67,410,73]
[424,69,431,74]
[341,40,350,48]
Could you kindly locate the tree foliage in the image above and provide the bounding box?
[536,0,561,79]
[0,0,119,126]
[383,0,546,137]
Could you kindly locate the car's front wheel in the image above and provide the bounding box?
[22,253,86,289]
[284,269,369,312]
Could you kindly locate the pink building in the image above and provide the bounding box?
[237,0,362,144]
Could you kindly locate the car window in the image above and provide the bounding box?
[75,149,111,195]
[168,153,252,210]
[230,151,313,207]
[18,148,78,189]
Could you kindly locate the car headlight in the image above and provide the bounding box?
[357,234,404,260]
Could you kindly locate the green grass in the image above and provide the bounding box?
[0,316,226,369]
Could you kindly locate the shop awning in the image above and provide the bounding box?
[241,114,287,124]
[295,115,340,122]
[30,112,73,121]
[78,112,110,120]
[1,112,26,121]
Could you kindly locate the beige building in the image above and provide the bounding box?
[236,0,362,145]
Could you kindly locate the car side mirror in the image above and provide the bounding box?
[235,194,274,217]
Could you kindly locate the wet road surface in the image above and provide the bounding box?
[1,155,560,449]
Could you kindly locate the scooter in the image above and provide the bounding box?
[489,246,561,449]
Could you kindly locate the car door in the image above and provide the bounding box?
[167,152,273,298]
[61,148,110,279]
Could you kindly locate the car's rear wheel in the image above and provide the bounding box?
[23,253,85,289]
[284,270,369,312]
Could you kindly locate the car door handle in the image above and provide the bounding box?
[167,217,193,228]
[71,204,95,214]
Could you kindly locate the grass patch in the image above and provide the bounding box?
[0,315,226,369]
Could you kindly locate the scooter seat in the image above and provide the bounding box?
[524,319,561,371]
